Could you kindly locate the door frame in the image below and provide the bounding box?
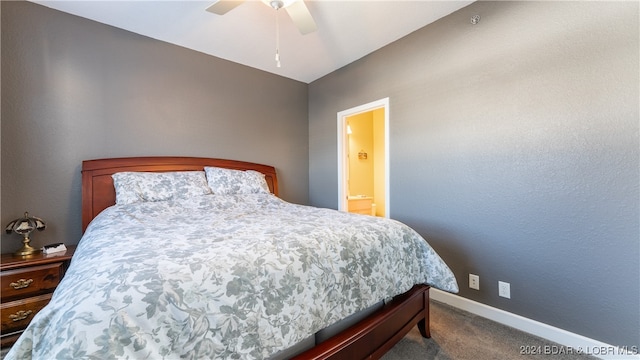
[337,97,390,217]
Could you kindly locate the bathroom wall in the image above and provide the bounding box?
[347,112,374,197]
[372,108,386,217]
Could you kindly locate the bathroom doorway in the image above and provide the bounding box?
[337,98,389,218]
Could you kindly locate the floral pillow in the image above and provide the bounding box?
[204,167,270,195]
[112,171,212,205]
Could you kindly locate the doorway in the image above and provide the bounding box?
[337,98,389,218]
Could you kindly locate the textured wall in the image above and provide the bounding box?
[309,1,639,348]
[1,1,309,252]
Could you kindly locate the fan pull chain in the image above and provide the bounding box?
[275,7,281,68]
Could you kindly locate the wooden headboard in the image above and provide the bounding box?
[81,156,278,232]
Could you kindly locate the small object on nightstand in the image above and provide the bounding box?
[41,243,67,255]
[4,212,46,256]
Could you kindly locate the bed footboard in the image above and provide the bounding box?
[292,285,430,360]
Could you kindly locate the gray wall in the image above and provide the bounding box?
[2,0,639,350]
[309,1,639,348]
[1,1,309,252]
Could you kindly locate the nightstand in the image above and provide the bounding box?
[0,245,76,348]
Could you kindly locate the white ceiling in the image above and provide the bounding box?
[30,1,474,83]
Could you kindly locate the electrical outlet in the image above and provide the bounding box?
[498,281,510,298]
[469,274,480,290]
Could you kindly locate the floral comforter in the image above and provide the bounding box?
[7,194,458,360]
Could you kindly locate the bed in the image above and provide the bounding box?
[6,156,458,359]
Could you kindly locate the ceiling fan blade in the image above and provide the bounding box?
[285,0,317,35]
[205,0,245,15]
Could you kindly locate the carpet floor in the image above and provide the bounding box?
[382,300,598,360]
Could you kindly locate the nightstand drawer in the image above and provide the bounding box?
[1,245,75,348]
[0,293,52,335]
[1,263,64,301]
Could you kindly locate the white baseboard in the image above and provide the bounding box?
[429,289,639,360]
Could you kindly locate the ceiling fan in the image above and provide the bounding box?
[206,0,317,35]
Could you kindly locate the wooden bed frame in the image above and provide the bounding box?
[81,156,431,360]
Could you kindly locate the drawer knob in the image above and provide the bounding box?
[10,278,34,290]
[9,310,33,322]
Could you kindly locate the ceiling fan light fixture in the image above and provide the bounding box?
[261,0,296,10]
[208,0,317,68]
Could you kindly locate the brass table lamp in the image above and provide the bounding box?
[5,212,46,256]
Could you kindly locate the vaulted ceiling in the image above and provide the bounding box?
[31,1,474,83]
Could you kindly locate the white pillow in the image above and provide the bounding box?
[204,167,270,195]
[112,171,212,205]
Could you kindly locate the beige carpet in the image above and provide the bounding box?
[382,300,598,360]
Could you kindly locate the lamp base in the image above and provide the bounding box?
[14,243,40,257]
